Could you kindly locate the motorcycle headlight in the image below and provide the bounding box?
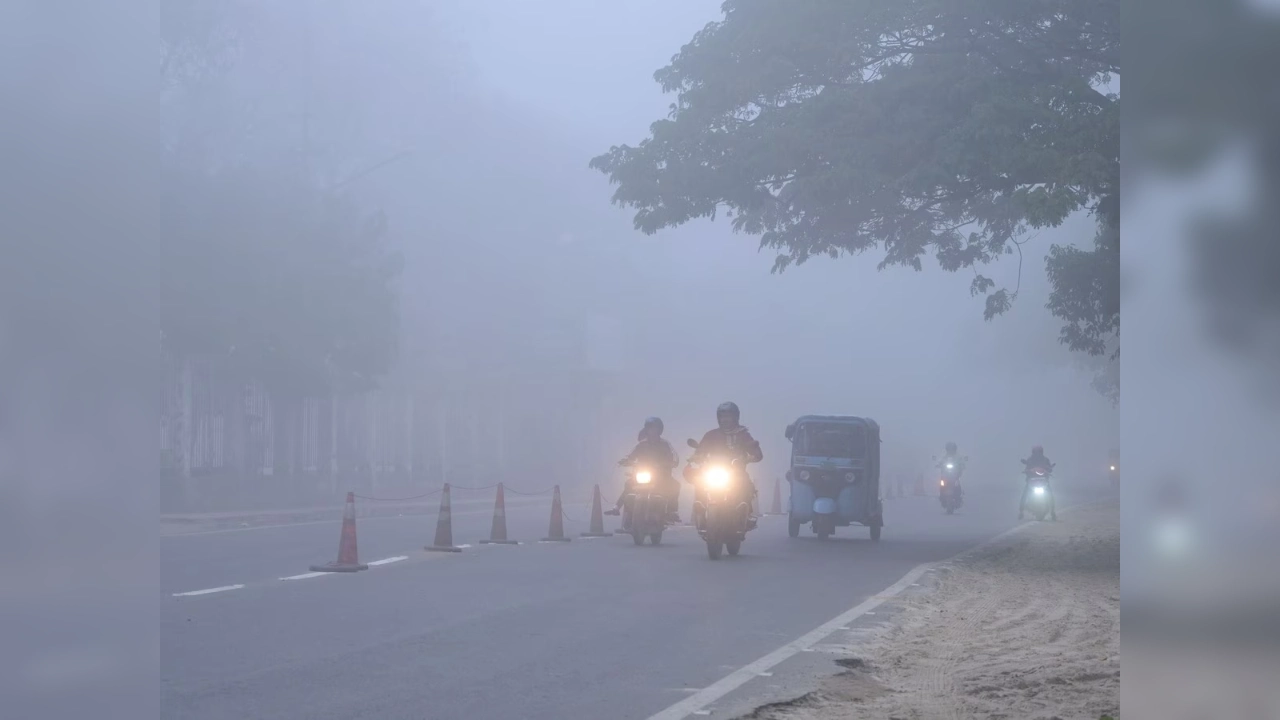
[635,470,652,485]
[1110,465,1116,472]
[945,463,954,470]
[705,466,730,489]
[939,479,946,487]
[799,470,811,481]
[1033,486,1046,496]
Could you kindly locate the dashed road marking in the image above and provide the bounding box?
[279,572,328,581]
[367,555,409,567]
[172,584,245,597]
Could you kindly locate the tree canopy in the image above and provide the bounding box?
[591,0,1119,386]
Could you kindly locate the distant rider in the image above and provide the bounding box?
[606,417,680,522]
[939,441,965,495]
[1019,445,1057,521]
[687,402,763,528]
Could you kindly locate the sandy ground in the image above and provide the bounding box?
[747,502,1120,720]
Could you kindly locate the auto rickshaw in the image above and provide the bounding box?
[784,416,883,541]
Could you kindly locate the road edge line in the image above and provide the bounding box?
[645,518,1044,720]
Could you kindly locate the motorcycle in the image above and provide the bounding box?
[1024,463,1056,521]
[685,438,755,560]
[1107,456,1119,490]
[618,461,670,546]
[936,455,966,514]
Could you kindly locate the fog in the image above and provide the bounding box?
[27,0,1280,716]
[152,0,1121,517]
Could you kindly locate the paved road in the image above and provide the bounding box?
[162,483,1105,720]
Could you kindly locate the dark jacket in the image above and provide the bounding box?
[1023,451,1053,473]
[622,438,678,476]
[692,426,763,464]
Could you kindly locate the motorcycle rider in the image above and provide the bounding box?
[687,402,763,529]
[1019,445,1056,521]
[606,417,680,522]
[939,441,965,492]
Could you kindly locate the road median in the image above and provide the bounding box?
[745,501,1120,720]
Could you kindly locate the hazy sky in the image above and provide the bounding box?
[432,0,1118,478]
[158,0,1119,489]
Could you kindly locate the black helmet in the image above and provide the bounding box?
[945,441,957,454]
[1032,445,1044,455]
[716,401,740,429]
[643,416,664,436]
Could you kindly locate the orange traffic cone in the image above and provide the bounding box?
[425,483,463,552]
[769,477,783,515]
[479,483,519,545]
[581,484,613,537]
[310,492,369,572]
[541,485,571,542]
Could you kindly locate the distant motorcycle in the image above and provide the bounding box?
[1107,457,1119,490]
[618,460,670,546]
[936,455,966,514]
[685,439,755,560]
[939,476,963,514]
[1024,464,1056,521]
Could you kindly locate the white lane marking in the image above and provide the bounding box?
[646,518,1042,720]
[367,555,408,567]
[172,584,245,597]
[279,572,328,581]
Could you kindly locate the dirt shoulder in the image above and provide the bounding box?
[747,502,1120,720]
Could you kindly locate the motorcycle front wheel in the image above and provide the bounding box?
[787,514,801,538]
[650,531,663,545]
[726,539,741,556]
[707,541,723,559]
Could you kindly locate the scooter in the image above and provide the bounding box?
[1023,464,1056,521]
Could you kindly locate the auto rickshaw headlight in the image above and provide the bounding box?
[636,470,652,485]
[705,467,730,489]
[799,470,811,481]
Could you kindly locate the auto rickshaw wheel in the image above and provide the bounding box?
[870,525,882,542]
[788,514,801,538]
[632,531,644,546]
[707,541,723,559]
[650,531,662,545]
